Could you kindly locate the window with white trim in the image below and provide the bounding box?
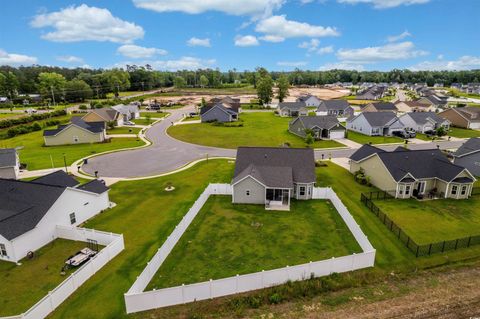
[299,186,306,196]
[461,185,467,195]
[69,212,76,224]
[405,185,411,196]
[451,185,458,195]
[0,244,7,257]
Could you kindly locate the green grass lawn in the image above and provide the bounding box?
[0,113,22,119]
[415,133,443,141]
[447,127,480,138]
[147,196,361,289]
[0,239,87,316]
[346,130,403,145]
[182,115,200,121]
[139,112,168,118]
[41,160,480,319]
[132,118,155,126]
[0,130,144,170]
[374,196,480,245]
[107,126,142,135]
[168,112,345,149]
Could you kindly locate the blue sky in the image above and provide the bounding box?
[1,0,479,71]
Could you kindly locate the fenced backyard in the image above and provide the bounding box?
[361,189,480,257]
[0,226,124,319]
[124,184,376,314]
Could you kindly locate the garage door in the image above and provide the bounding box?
[330,130,345,139]
[469,122,480,129]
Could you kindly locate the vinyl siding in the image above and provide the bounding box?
[232,176,265,204]
[351,155,397,191]
[44,125,105,146]
[201,107,232,123]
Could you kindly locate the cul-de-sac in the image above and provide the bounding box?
[1,1,480,318]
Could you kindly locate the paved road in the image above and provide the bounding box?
[82,107,235,178]
[83,107,465,178]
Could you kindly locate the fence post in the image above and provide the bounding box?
[261,270,265,287]
[181,284,185,304]
[209,279,213,299]
[236,274,239,293]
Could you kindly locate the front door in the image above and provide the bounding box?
[416,181,426,194]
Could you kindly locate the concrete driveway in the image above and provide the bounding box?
[82,106,466,179]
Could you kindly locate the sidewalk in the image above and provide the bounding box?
[337,138,362,149]
[330,157,350,170]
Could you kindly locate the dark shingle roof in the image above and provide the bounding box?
[297,95,319,102]
[350,144,384,162]
[359,112,398,127]
[278,102,306,111]
[77,179,109,194]
[0,179,66,240]
[0,148,17,168]
[233,147,316,188]
[318,100,350,111]
[454,138,480,157]
[33,170,79,187]
[200,103,239,115]
[86,108,119,122]
[370,102,397,111]
[43,117,105,136]
[405,112,446,125]
[295,116,342,130]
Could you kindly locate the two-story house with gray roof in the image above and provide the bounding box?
[0,171,110,263]
[232,147,316,210]
[350,145,476,199]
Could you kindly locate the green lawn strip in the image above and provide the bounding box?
[147,196,361,289]
[346,131,403,145]
[168,112,344,149]
[0,130,144,170]
[182,115,200,121]
[132,118,155,126]
[0,113,22,119]
[0,239,88,316]
[373,196,480,245]
[107,126,141,135]
[48,160,234,319]
[415,134,443,141]
[139,112,168,118]
[447,127,480,138]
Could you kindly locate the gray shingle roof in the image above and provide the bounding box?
[369,102,397,111]
[200,103,239,115]
[359,111,398,127]
[77,179,109,194]
[278,102,307,111]
[0,148,17,168]
[295,116,342,130]
[0,179,66,240]
[86,108,119,122]
[350,144,384,162]
[233,147,316,188]
[405,112,447,125]
[454,138,480,157]
[43,117,105,136]
[318,100,350,111]
[33,171,79,187]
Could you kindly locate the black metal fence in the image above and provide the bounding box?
[360,191,480,257]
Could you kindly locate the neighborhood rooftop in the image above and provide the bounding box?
[0,148,17,168]
[33,170,79,187]
[359,111,398,126]
[233,147,316,187]
[454,138,480,157]
[405,112,446,124]
[319,100,350,110]
[43,117,105,136]
[294,116,341,130]
[278,102,306,110]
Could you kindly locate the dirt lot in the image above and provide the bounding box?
[145,87,349,106]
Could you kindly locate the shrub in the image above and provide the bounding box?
[268,293,282,304]
[0,109,67,129]
[79,105,88,110]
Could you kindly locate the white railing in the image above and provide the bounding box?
[124,185,375,314]
[1,226,124,319]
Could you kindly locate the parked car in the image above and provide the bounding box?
[124,121,135,126]
[424,130,436,137]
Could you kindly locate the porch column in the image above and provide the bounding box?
[288,189,291,207]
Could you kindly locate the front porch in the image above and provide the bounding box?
[395,178,474,200]
[265,188,290,211]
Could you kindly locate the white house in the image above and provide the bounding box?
[112,104,141,122]
[398,112,450,133]
[0,171,110,263]
[346,112,405,136]
[0,148,20,179]
[296,95,322,107]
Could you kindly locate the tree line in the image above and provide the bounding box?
[0,65,479,103]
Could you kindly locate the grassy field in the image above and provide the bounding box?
[346,130,403,145]
[0,113,22,119]
[139,112,168,118]
[182,115,200,121]
[374,196,480,244]
[132,118,155,126]
[0,239,87,316]
[0,130,144,170]
[415,133,444,141]
[37,160,480,319]
[107,126,142,135]
[447,127,480,138]
[147,196,362,289]
[168,112,344,149]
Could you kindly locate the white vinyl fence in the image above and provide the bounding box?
[1,226,124,319]
[124,185,375,314]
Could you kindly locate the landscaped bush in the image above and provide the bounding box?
[353,168,371,186]
[78,105,88,110]
[0,109,67,129]
[7,122,42,138]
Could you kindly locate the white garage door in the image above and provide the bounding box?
[330,130,346,139]
[469,122,480,129]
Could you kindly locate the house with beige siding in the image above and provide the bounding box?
[349,145,476,199]
[232,147,316,210]
[82,108,123,126]
[44,117,106,146]
[439,107,480,129]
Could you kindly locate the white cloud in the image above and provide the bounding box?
[410,56,480,71]
[234,35,259,47]
[277,61,307,67]
[56,55,84,63]
[259,35,285,43]
[31,4,144,43]
[117,44,167,59]
[337,0,430,9]
[298,39,333,55]
[255,15,339,41]
[132,0,285,16]
[0,49,37,66]
[337,41,428,63]
[319,62,365,71]
[116,57,216,71]
[187,37,211,47]
[387,31,411,42]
